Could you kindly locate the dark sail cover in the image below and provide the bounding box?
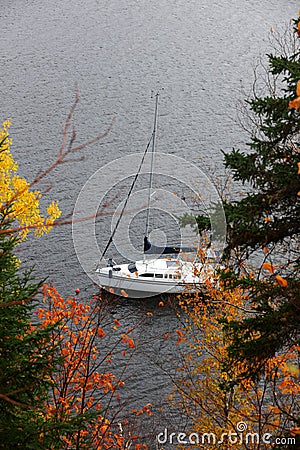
[144,236,196,254]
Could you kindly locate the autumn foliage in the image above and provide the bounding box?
[172,13,300,449]
[0,113,150,448]
[175,274,299,449]
[34,285,149,449]
[1,14,300,446]
[0,120,61,238]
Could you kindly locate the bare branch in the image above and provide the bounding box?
[0,84,115,214]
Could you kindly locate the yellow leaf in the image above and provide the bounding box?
[0,121,61,239]
[287,363,300,376]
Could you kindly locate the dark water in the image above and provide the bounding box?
[1,0,296,445]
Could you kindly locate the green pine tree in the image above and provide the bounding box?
[0,166,88,448]
[0,210,54,448]
[220,17,300,372]
[0,120,118,449]
[195,16,300,376]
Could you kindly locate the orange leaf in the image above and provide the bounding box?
[128,338,135,349]
[114,434,124,446]
[296,80,300,97]
[143,403,152,416]
[176,329,184,338]
[175,329,186,345]
[289,97,300,110]
[262,262,275,274]
[61,347,69,356]
[113,319,121,327]
[275,275,288,287]
[298,162,300,174]
[290,426,300,436]
[98,328,105,338]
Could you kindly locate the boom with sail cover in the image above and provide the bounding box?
[143,236,196,254]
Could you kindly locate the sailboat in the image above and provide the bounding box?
[96,94,217,298]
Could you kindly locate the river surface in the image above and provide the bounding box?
[1,0,296,446]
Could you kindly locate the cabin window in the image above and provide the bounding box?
[139,273,154,277]
[128,263,137,273]
[164,274,168,279]
[155,274,163,278]
[169,274,173,279]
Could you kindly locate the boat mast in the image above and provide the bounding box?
[145,92,159,242]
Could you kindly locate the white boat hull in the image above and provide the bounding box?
[96,257,211,298]
[97,273,201,298]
